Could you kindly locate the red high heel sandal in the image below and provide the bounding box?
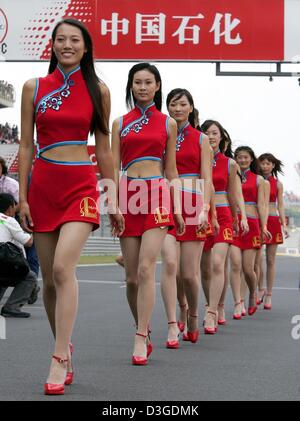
[65,343,74,386]
[264,293,272,310]
[233,302,242,320]
[177,303,188,333]
[248,295,257,316]
[241,300,247,317]
[187,314,200,343]
[44,355,68,395]
[217,303,227,325]
[204,311,217,335]
[257,289,266,305]
[132,333,148,366]
[147,327,153,357]
[166,321,180,349]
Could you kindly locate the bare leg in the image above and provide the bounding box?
[134,228,167,357]
[206,243,230,329]
[120,237,141,326]
[200,249,212,305]
[240,272,248,315]
[242,249,258,309]
[47,222,92,385]
[161,234,179,342]
[230,245,242,316]
[265,244,278,307]
[218,250,230,323]
[34,231,59,337]
[255,248,265,303]
[179,241,204,333]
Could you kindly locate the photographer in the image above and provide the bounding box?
[0,193,37,318]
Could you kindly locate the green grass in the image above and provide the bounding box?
[79,255,119,265]
[79,255,163,265]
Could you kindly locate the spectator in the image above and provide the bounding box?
[0,156,19,204]
[0,122,19,144]
[0,193,37,318]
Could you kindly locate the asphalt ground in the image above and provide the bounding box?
[0,255,299,402]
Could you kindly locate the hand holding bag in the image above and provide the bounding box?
[0,242,30,287]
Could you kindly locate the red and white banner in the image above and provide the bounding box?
[0,0,299,62]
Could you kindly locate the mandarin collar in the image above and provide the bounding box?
[53,64,82,83]
[136,102,156,114]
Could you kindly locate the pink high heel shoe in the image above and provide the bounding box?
[166,321,180,349]
[44,355,68,395]
[264,293,272,310]
[65,342,74,386]
[132,333,148,366]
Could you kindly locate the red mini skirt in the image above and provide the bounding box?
[232,216,261,250]
[265,215,283,245]
[28,159,100,232]
[213,206,234,245]
[119,176,174,237]
[176,190,206,242]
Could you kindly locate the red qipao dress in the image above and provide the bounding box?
[232,169,262,250]
[264,175,283,245]
[28,64,100,232]
[204,151,234,251]
[118,102,174,237]
[169,122,206,242]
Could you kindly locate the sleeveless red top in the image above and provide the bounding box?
[213,151,231,193]
[265,175,278,203]
[241,169,259,204]
[176,122,203,177]
[33,64,93,163]
[120,103,169,171]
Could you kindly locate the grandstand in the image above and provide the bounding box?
[0,144,19,175]
[0,80,15,109]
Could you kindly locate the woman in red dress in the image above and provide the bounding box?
[163,89,211,345]
[233,147,271,315]
[257,153,288,310]
[19,19,123,395]
[200,120,239,334]
[112,63,184,365]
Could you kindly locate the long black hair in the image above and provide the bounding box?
[200,119,228,153]
[48,18,108,135]
[258,153,284,178]
[166,88,196,128]
[126,63,162,111]
[0,157,8,175]
[234,146,258,174]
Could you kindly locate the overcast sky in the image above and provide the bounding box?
[1,61,300,194]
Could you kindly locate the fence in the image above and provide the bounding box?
[82,236,121,256]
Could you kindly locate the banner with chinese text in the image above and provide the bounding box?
[0,0,298,62]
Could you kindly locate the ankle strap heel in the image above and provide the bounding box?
[52,355,68,364]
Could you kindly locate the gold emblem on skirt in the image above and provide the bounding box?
[80,197,98,219]
[223,228,233,241]
[154,207,170,224]
[276,233,283,243]
[252,236,261,247]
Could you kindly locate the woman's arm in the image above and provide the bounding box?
[277,181,289,238]
[234,167,249,234]
[94,83,124,235]
[19,79,36,232]
[227,160,239,220]
[164,117,184,235]
[257,176,272,240]
[199,134,212,230]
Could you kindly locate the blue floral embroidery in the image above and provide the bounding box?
[39,80,72,114]
[121,114,150,138]
[176,131,185,152]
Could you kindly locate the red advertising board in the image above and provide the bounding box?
[1,0,286,62]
